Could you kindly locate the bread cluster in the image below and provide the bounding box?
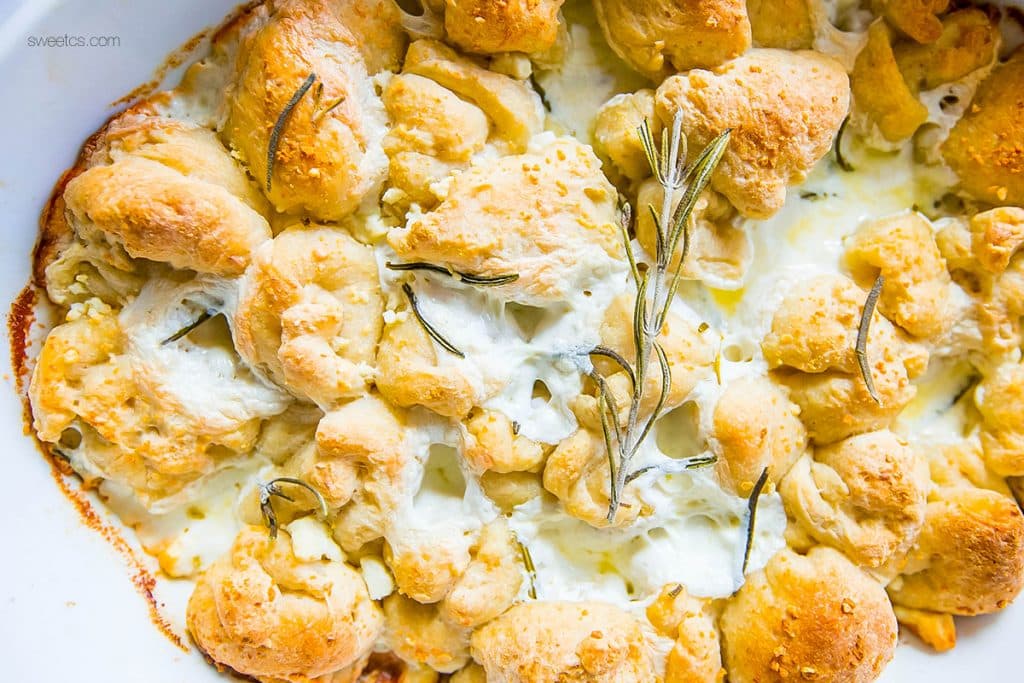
[25,0,1024,681]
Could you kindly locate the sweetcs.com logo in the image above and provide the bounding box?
[26,33,121,48]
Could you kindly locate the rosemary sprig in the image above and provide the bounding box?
[516,536,538,599]
[266,72,317,192]
[835,115,854,172]
[386,261,519,287]
[402,283,465,358]
[161,309,215,345]
[590,113,730,523]
[856,275,885,405]
[740,467,770,575]
[258,477,329,540]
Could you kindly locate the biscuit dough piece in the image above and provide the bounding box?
[975,361,1024,477]
[851,21,928,143]
[402,40,543,153]
[720,546,898,683]
[635,183,752,288]
[646,584,723,683]
[388,136,621,305]
[187,526,383,682]
[888,486,1024,615]
[592,90,660,184]
[763,274,928,444]
[30,296,286,508]
[444,0,566,55]
[375,307,480,420]
[382,72,489,208]
[656,49,849,219]
[543,428,642,528]
[762,274,916,375]
[872,0,949,44]
[234,226,383,408]
[942,47,1024,206]
[573,293,716,433]
[303,394,410,510]
[593,0,751,79]
[224,0,403,220]
[471,601,655,682]
[382,594,471,673]
[747,0,814,50]
[713,376,808,496]
[893,9,998,92]
[383,520,522,672]
[63,115,272,277]
[780,430,929,568]
[461,408,546,475]
[844,212,956,340]
[937,208,1024,358]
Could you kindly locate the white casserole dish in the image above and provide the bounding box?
[0,1,1019,680]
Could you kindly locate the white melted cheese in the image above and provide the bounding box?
[377,233,628,444]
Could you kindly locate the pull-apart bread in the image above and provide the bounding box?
[21,0,1024,681]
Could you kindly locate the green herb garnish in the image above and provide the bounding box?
[266,72,317,192]
[835,115,854,172]
[258,477,329,540]
[386,261,519,287]
[402,283,465,358]
[856,275,885,405]
[590,113,730,523]
[741,467,770,575]
[516,536,538,599]
[161,309,215,345]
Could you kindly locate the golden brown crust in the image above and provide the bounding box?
[233,225,383,408]
[942,47,1024,206]
[872,0,949,44]
[470,601,655,682]
[444,0,566,55]
[893,9,998,92]
[719,546,898,683]
[780,430,929,568]
[387,136,621,304]
[976,361,1024,477]
[712,376,808,496]
[402,40,543,153]
[888,486,1024,615]
[223,0,400,221]
[851,20,928,143]
[656,49,849,219]
[747,0,813,50]
[187,526,383,681]
[844,212,955,339]
[646,585,723,683]
[63,116,272,277]
[593,0,751,79]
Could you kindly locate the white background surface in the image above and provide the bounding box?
[0,1,1019,680]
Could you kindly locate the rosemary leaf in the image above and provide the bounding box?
[516,536,539,599]
[856,275,885,405]
[161,309,215,345]
[619,207,641,286]
[835,115,854,172]
[266,72,317,192]
[402,283,465,358]
[624,453,717,485]
[589,346,636,390]
[741,467,770,575]
[258,477,328,540]
[386,261,519,287]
